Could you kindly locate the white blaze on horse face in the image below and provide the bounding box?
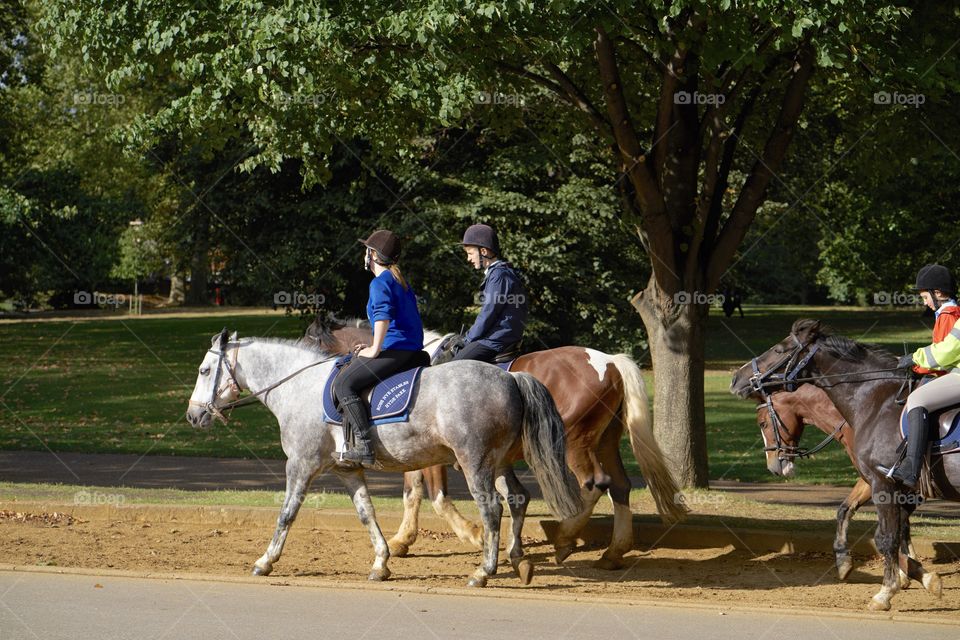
[188,350,219,408]
[583,348,613,382]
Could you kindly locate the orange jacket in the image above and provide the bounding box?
[914,301,960,375]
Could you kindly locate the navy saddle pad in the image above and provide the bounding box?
[900,404,960,454]
[496,360,515,372]
[322,355,424,426]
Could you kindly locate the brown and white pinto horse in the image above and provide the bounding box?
[304,314,687,569]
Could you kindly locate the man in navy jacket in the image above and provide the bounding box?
[453,224,528,363]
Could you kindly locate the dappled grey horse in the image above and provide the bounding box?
[186,330,582,586]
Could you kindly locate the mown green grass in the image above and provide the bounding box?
[0,305,936,483]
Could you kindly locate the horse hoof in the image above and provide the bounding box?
[554,544,575,565]
[368,567,391,582]
[252,563,272,576]
[836,558,853,582]
[388,542,410,558]
[466,575,488,588]
[593,556,625,571]
[867,596,891,612]
[923,572,943,599]
[511,558,534,585]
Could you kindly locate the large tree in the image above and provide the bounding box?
[41,0,944,485]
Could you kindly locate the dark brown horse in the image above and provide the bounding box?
[731,319,951,611]
[304,314,687,569]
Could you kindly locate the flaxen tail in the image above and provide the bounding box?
[611,354,688,523]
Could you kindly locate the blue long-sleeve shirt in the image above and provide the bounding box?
[465,261,528,349]
[366,271,424,351]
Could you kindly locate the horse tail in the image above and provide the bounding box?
[610,354,688,523]
[512,372,583,520]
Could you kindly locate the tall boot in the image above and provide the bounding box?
[334,397,376,468]
[881,407,930,490]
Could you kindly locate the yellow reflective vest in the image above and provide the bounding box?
[912,327,960,371]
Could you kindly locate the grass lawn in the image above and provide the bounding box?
[0,305,936,483]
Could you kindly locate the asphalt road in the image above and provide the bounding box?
[1,570,955,640]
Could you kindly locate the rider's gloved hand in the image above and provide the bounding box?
[897,354,915,370]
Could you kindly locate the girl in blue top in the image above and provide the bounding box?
[333,229,425,468]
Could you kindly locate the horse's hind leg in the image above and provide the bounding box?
[898,501,942,597]
[253,457,317,576]
[553,487,603,564]
[338,470,391,581]
[835,478,870,581]
[429,466,483,548]
[388,470,424,557]
[595,427,633,571]
[495,468,533,585]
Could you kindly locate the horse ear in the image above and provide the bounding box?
[229,331,238,342]
[794,319,821,342]
[218,327,229,349]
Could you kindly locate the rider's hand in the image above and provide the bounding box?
[897,354,915,370]
[356,346,379,359]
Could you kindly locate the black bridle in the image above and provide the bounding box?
[749,333,844,463]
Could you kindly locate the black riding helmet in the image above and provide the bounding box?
[913,264,956,296]
[358,229,401,265]
[460,224,500,256]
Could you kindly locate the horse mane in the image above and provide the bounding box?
[250,336,335,360]
[790,318,897,365]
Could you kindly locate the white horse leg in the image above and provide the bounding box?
[495,470,533,585]
[432,490,484,548]
[553,487,602,564]
[338,470,391,581]
[388,470,424,557]
[253,458,314,576]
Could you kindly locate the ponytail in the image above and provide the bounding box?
[388,264,409,291]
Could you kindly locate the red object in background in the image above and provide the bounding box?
[215,287,224,306]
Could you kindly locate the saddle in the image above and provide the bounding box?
[494,341,522,364]
[898,404,960,455]
[322,353,429,426]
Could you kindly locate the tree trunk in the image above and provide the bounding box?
[168,274,186,305]
[185,210,211,306]
[633,275,710,488]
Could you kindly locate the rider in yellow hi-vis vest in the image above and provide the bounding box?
[881,264,960,489]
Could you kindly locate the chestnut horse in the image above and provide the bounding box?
[731,320,949,611]
[304,314,687,569]
[753,384,881,581]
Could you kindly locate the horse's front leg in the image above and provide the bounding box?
[835,477,871,581]
[253,457,316,576]
[387,470,425,557]
[868,485,902,611]
[337,469,391,581]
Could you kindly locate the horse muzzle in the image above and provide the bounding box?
[186,405,214,429]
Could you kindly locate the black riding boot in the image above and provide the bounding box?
[881,407,930,490]
[333,397,376,468]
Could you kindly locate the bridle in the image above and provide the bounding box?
[189,340,337,425]
[749,333,844,462]
[189,341,242,424]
